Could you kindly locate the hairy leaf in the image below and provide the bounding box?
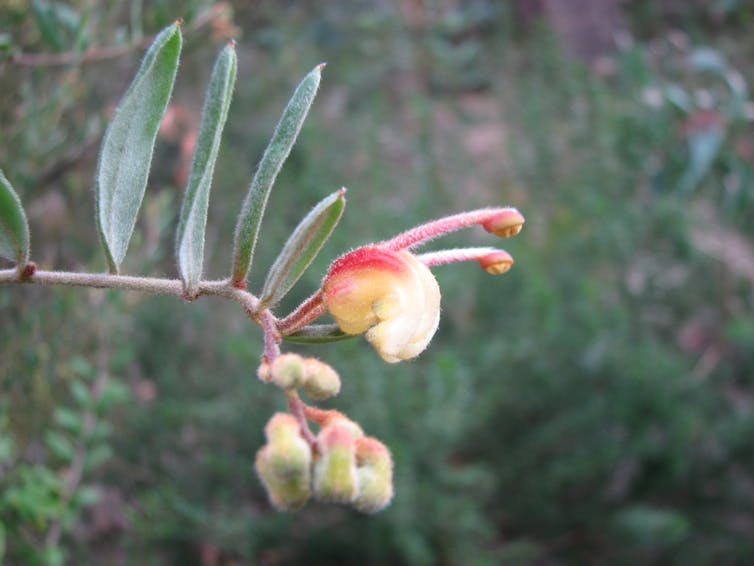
[176,41,237,296]
[230,64,324,286]
[260,189,345,306]
[0,169,30,267]
[95,22,182,273]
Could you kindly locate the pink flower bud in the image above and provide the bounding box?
[312,422,359,503]
[255,413,312,511]
[353,436,394,514]
[322,246,440,363]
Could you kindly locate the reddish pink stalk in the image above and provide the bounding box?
[417,247,514,275]
[381,207,524,251]
[277,290,327,335]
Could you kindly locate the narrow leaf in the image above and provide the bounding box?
[0,169,30,268]
[44,431,75,463]
[282,324,355,344]
[260,188,345,306]
[95,22,182,273]
[176,41,237,296]
[230,63,325,286]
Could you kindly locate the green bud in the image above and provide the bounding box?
[255,413,312,511]
[302,358,341,400]
[313,422,358,504]
[270,353,306,390]
[352,437,394,514]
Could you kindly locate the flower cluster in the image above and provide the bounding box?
[256,206,524,513]
[256,410,393,514]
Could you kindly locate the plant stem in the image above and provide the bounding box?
[0,268,261,316]
[285,391,316,446]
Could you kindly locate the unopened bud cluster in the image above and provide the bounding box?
[259,353,341,400]
[255,412,393,513]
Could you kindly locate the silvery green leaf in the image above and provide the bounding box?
[260,188,345,306]
[230,63,324,286]
[282,324,354,344]
[95,22,182,273]
[0,169,30,267]
[176,41,237,297]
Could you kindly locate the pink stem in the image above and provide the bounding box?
[381,207,520,251]
[277,290,327,335]
[417,247,503,267]
[257,309,281,363]
[286,391,316,446]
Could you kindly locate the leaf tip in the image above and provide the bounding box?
[337,187,347,198]
[316,62,327,72]
[228,38,236,48]
[175,17,184,27]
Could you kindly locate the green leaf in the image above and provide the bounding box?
[73,485,100,507]
[677,125,724,195]
[95,22,182,273]
[176,41,237,296]
[0,169,30,267]
[230,63,324,286]
[84,444,113,472]
[53,407,84,434]
[260,189,345,306]
[282,324,355,344]
[45,431,75,462]
[70,379,92,408]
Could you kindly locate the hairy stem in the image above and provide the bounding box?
[277,290,326,335]
[381,207,521,251]
[286,391,316,446]
[0,269,261,316]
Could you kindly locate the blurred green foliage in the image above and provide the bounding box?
[1,1,754,565]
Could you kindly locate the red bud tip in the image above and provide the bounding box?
[175,17,184,27]
[317,62,327,72]
[479,251,514,275]
[482,208,525,238]
[228,38,236,48]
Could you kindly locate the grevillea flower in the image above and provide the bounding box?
[318,207,524,363]
[323,246,441,363]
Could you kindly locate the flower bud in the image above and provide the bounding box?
[482,208,525,238]
[302,358,341,400]
[269,353,306,390]
[313,422,358,504]
[352,437,394,514]
[255,413,312,511]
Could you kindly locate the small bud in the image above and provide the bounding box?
[478,250,513,275]
[255,413,312,511]
[352,437,394,514]
[270,353,306,390]
[302,358,341,400]
[313,422,358,503]
[482,208,525,238]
